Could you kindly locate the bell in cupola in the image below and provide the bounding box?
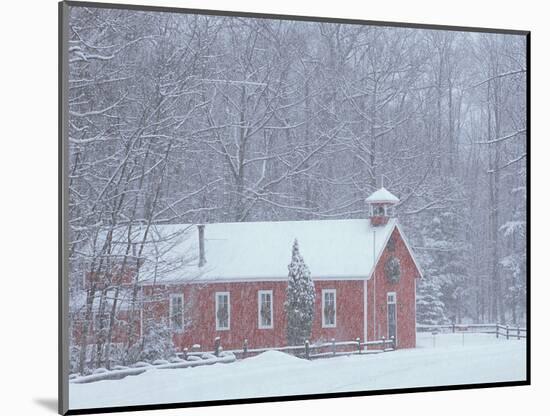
[365,187,399,226]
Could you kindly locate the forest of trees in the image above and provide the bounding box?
[66,6,527,372]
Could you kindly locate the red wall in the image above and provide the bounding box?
[311,280,364,343]
[72,309,140,346]
[85,268,135,288]
[143,280,365,351]
[143,282,288,351]
[367,227,419,348]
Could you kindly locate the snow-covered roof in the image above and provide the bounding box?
[71,288,136,313]
[365,187,400,204]
[101,218,400,284]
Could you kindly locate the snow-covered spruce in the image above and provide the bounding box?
[284,239,315,346]
[416,275,447,326]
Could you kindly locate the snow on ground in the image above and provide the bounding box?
[69,333,526,410]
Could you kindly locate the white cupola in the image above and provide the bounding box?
[365,187,399,226]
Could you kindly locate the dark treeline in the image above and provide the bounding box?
[67,6,526,372]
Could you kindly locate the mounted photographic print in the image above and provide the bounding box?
[59,1,530,414]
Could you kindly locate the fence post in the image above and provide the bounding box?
[452,323,455,333]
[356,337,361,354]
[305,340,310,360]
[183,347,188,361]
[214,337,221,357]
[506,325,509,340]
[496,324,499,338]
[243,339,248,359]
[390,336,395,350]
[331,338,336,356]
[381,336,386,352]
[517,327,520,340]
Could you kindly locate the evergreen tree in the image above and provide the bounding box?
[500,206,527,325]
[284,239,315,346]
[416,276,447,325]
[423,213,469,323]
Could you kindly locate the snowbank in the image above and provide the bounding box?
[240,350,309,367]
[69,333,526,410]
[70,353,236,384]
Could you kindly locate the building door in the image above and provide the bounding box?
[387,292,397,345]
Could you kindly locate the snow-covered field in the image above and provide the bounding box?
[69,333,526,410]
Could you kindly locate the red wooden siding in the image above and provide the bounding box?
[84,265,138,288]
[142,282,289,351]
[142,280,366,351]
[367,227,419,348]
[311,280,364,343]
[71,309,140,346]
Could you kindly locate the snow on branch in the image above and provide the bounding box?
[471,69,527,88]
[488,152,527,173]
[69,94,128,118]
[476,129,526,145]
[198,78,268,87]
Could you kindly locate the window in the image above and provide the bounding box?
[322,289,337,328]
[258,290,273,329]
[170,294,184,332]
[387,292,397,342]
[385,256,401,284]
[387,234,396,252]
[372,204,386,216]
[93,312,110,333]
[215,292,230,330]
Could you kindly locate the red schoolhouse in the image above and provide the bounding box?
[79,188,422,352]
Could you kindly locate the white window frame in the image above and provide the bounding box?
[258,290,274,329]
[322,289,337,328]
[139,287,144,338]
[363,279,368,343]
[387,292,396,304]
[169,293,184,332]
[215,292,230,331]
[93,312,110,332]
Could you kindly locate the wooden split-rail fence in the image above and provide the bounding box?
[72,336,395,384]
[417,323,527,340]
[177,336,396,361]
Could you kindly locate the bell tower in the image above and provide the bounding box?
[365,187,399,226]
